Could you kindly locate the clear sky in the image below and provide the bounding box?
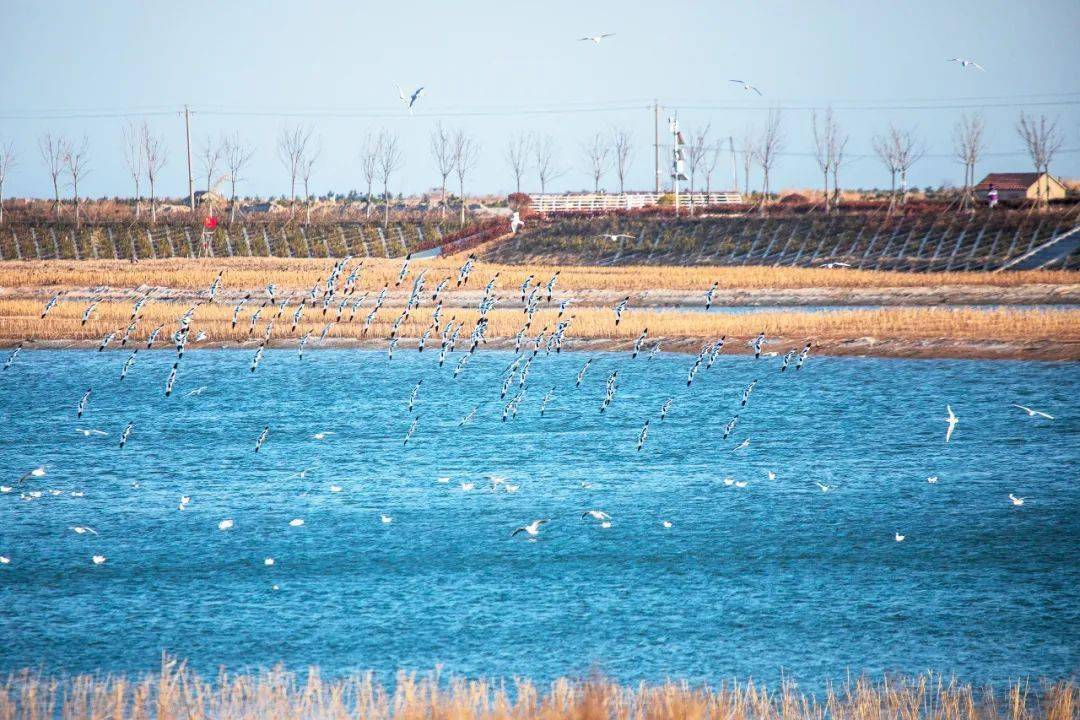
[1,0,1078,200]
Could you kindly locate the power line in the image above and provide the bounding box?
[2,92,1078,120]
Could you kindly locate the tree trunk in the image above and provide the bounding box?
[150,181,157,224]
[832,167,841,208]
[0,180,5,225]
[365,181,373,217]
[73,178,80,229]
[440,177,447,219]
[229,180,238,225]
[823,169,830,213]
[459,176,466,226]
[383,181,390,228]
[134,178,141,219]
[53,179,61,220]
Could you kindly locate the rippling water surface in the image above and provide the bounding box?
[0,348,1077,685]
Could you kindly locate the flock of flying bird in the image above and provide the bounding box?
[0,249,1055,567]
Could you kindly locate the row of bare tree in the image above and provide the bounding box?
[0,111,1067,226]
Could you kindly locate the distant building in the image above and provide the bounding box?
[974,173,1067,202]
[194,190,227,208]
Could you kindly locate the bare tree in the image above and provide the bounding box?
[582,133,610,194]
[429,122,455,218]
[738,129,754,198]
[533,134,563,194]
[39,132,69,220]
[300,137,322,224]
[452,129,480,226]
[375,130,403,227]
[64,136,90,228]
[812,109,837,211]
[121,122,144,219]
[359,133,379,218]
[611,128,634,195]
[277,124,313,212]
[141,122,168,224]
[684,124,710,214]
[222,133,255,225]
[831,130,850,209]
[953,113,986,211]
[703,139,722,196]
[873,124,925,208]
[1016,113,1064,206]
[0,142,14,225]
[752,110,784,213]
[198,134,224,198]
[505,132,531,195]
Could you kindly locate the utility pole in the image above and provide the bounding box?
[653,100,661,193]
[184,105,194,212]
[669,115,686,217]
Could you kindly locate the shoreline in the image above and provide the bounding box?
[7,335,1079,361]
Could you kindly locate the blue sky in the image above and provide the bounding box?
[1,0,1078,200]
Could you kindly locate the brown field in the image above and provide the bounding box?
[1,663,1075,720]
[1,258,1078,295]
[1,298,1078,360]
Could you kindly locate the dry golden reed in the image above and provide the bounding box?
[1,258,1077,294]
[1,299,1077,348]
[0,661,1075,720]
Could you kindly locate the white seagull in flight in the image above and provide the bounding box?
[944,405,958,443]
[512,519,549,538]
[579,33,615,43]
[948,57,985,71]
[1011,404,1053,420]
[1008,494,1026,506]
[729,79,763,95]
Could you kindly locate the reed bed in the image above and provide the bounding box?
[1,258,1077,295]
[0,662,1075,720]
[0,299,1076,348]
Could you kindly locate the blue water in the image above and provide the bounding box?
[0,348,1077,686]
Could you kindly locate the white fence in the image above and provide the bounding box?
[529,192,743,213]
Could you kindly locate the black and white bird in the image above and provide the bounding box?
[540,386,555,416]
[740,379,758,407]
[403,417,419,445]
[459,406,478,426]
[165,363,178,397]
[146,324,164,349]
[660,398,672,421]
[255,426,269,453]
[600,371,618,413]
[398,86,424,113]
[118,421,134,449]
[631,328,648,359]
[750,332,765,359]
[250,343,265,373]
[41,292,60,319]
[298,331,311,358]
[77,387,91,418]
[779,350,794,372]
[456,254,476,287]
[511,519,549,538]
[636,419,650,451]
[613,297,629,326]
[408,379,422,413]
[3,343,21,371]
[395,254,412,287]
[98,331,116,352]
[723,414,739,440]
[119,350,138,381]
[80,300,101,326]
[795,341,811,369]
[704,282,718,310]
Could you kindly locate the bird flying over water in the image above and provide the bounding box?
[1008,494,1026,506]
[579,33,614,43]
[944,405,958,443]
[119,421,133,449]
[403,417,419,445]
[77,387,91,418]
[613,297,629,326]
[1011,404,1053,420]
[3,344,20,371]
[255,426,269,452]
[512,519,549,537]
[637,419,650,451]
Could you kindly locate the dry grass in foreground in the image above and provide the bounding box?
[1,258,1077,294]
[1,300,1077,349]
[0,663,1075,720]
